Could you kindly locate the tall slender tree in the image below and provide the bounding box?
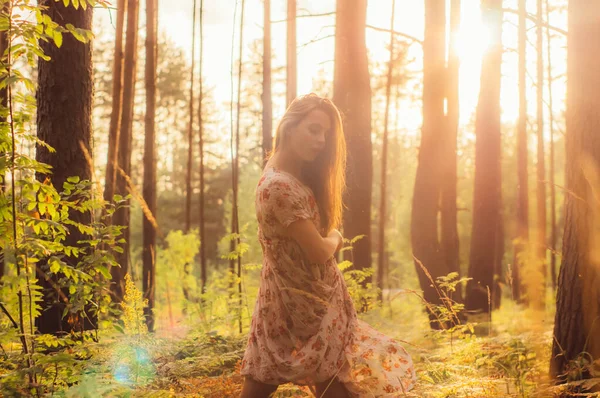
[0,6,8,280]
[286,0,296,106]
[377,0,396,300]
[262,0,273,165]
[410,0,449,324]
[550,0,600,382]
[333,0,372,281]
[514,0,528,302]
[111,0,140,302]
[142,0,158,332]
[441,0,462,300]
[36,0,94,333]
[104,0,126,205]
[465,0,503,313]
[535,0,546,310]
[198,0,207,295]
[185,0,197,233]
[545,0,557,290]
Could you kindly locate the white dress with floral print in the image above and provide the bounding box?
[240,167,416,396]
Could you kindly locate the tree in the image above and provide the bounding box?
[550,0,600,384]
[535,0,546,310]
[198,0,207,294]
[333,0,372,280]
[546,0,557,290]
[465,0,503,313]
[0,5,7,280]
[514,0,528,302]
[286,0,296,106]
[143,0,158,332]
[185,0,197,233]
[262,0,273,165]
[377,0,396,300]
[410,0,449,324]
[36,0,94,333]
[111,0,140,302]
[104,0,126,207]
[441,0,461,299]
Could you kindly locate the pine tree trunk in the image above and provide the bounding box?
[36,0,94,334]
[185,0,197,234]
[0,10,8,280]
[262,0,273,165]
[410,0,449,325]
[198,0,207,295]
[286,0,296,106]
[514,0,528,302]
[546,0,557,291]
[104,0,126,206]
[535,0,546,311]
[550,0,600,382]
[142,0,158,333]
[465,0,503,314]
[377,0,396,301]
[333,0,372,282]
[441,0,461,301]
[111,0,140,302]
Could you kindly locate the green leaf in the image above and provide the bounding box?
[67,176,80,183]
[49,261,60,274]
[97,265,111,279]
[63,0,70,7]
[69,285,77,294]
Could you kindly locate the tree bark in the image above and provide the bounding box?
[410,0,449,325]
[111,0,139,302]
[377,0,396,301]
[0,7,8,280]
[262,0,273,165]
[514,0,528,302]
[36,0,94,334]
[333,0,372,281]
[465,0,503,314]
[550,0,600,383]
[286,0,296,106]
[104,0,126,206]
[441,0,462,301]
[535,0,546,311]
[143,0,158,332]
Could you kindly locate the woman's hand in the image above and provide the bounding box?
[328,229,344,253]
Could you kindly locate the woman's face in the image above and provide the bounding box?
[287,108,331,163]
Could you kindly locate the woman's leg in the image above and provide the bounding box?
[240,377,278,398]
[314,377,349,398]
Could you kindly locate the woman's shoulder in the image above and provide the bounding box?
[257,168,302,194]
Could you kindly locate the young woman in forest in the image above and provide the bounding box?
[240,93,416,397]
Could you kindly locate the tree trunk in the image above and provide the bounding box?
[534,0,546,311]
[286,0,296,106]
[198,0,207,295]
[333,0,372,281]
[104,0,126,206]
[262,0,273,165]
[142,0,158,333]
[514,0,528,302]
[465,0,503,314]
[36,0,94,334]
[550,0,600,383]
[441,0,462,301]
[185,0,197,234]
[111,0,139,302]
[410,0,449,325]
[0,11,8,280]
[546,0,557,291]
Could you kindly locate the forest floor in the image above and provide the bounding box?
[57,295,573,398]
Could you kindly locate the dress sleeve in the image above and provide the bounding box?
[259,178,312,228]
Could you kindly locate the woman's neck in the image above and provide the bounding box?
[268,151,304,181]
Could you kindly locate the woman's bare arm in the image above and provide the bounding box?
[286,219,342,264]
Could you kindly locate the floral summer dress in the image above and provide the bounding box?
[240,167,416,396]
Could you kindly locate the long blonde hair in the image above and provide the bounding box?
[270,93,346,233]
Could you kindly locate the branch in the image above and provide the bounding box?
[0,301,19,329]
[502,8,567,36]
[366,25,423,45]
[272,11,335,24]
[299,34,335,50]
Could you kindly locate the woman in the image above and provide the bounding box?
[240,94,415,397]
